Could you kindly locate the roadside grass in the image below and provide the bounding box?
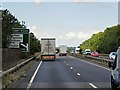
[2,59,38,88]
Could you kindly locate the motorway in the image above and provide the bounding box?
[9,55,111,89]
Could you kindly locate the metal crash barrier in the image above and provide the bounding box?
[0,53,41,89]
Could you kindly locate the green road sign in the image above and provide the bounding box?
[9,28,30,52]
[13,28,29,34]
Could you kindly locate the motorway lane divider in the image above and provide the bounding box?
[0,53,41,89]
[68,53,113,68]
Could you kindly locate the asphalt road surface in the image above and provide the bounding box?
[9,55,111,89]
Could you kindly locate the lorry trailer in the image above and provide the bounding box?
[41,38,56,60]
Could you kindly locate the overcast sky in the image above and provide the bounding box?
[2,0,118,47]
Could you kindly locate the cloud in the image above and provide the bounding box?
[2,0,119,2]
[28,25,55,39]
[65,31,91,39]
[34,0,43,4]
[77,32,90,39]
[58,35,64,39]
[3,0,32,2]
[34,0,96,3]
[28,25,101,47]
[74,0,96,2]
[66,32,76,38]
[31,25,37,30]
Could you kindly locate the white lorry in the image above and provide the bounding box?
[59,45,67,56]
[109,47,120,89]
[41,38,56,60]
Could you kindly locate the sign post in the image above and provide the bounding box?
[9,28,30,52]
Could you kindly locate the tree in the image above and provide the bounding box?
[30,32,41,54]
[2,9,41,54]
[80,25,120,54]
[2,9,25,48]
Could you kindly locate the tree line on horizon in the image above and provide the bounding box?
[79,25,120,54]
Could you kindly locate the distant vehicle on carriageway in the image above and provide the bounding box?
[83,49,91,55]
[109,52,116,60]
[41,38,56,61]
[91,51,99,57]
[59,45,67,56]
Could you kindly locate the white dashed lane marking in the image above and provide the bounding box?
[68,56,111,71]
[70,67,73,70]
[60,57,98,89]
[77,73,80,76]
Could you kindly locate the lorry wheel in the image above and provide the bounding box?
[111,76,118,89]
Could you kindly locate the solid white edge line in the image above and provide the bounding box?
[26,61,42,90]
[68,56,111,71]
[89,83,98,88]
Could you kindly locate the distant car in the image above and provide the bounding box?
[83,49,91,55]
[109,52,116,60]
[91,52,99,57]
